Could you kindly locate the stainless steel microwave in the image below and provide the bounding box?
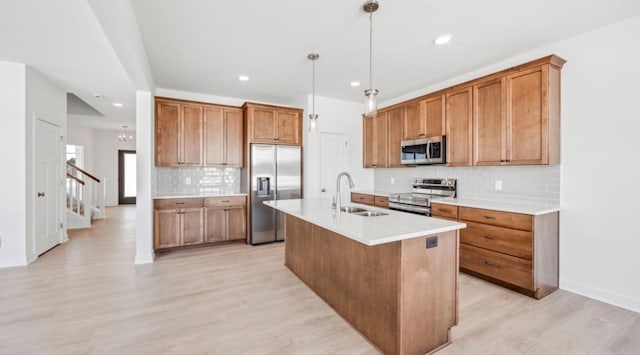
[401,136,446,165]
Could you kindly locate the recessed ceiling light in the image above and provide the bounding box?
[238,75,250,81]
[350,81,361,87]
[434,34,453,45]
[113,103,123,108]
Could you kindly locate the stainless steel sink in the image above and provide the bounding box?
[340,206,368,213]
[353,211,389,217]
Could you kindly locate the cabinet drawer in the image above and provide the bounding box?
[374,196,389,208]
[204,196,246,207]
[154,198,204,209]
[460,244,533,290]
[351,193,374,205]
[461,221,532,259]
[459,206,532,231]
[431,203,458,219]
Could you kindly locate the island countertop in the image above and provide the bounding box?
[264,198,466,246]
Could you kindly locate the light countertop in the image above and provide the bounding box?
[153,192,247,200]
[349,189,398,197]
[431,197,560,215]
[264,198,465,246]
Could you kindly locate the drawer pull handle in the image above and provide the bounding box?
[484,260,498,267]
[484,235,497,241]
[483,215,497,220]
[221,200,231,203]
[175,202,185,205]
[438,208,450,213]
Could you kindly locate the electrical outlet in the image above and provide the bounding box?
[185,177,191,185]
[426,236,438,249]
[390,177,395,185]
[495,180,503,190]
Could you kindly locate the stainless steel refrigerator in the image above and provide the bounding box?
[250,144,302,245]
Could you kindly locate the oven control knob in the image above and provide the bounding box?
[441,180,446,185]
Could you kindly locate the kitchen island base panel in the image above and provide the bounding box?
[284,214,458,355]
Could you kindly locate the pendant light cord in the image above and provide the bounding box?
[369,11,373,91]
[312,55,316,116]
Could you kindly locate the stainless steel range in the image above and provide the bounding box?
[388,178,457,216]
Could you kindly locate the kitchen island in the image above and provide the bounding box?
[265,198,466,355]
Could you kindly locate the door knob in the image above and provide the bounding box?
[37,192,45,197]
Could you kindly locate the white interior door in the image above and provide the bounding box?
[319,132,349,202]
[35,119,61,256]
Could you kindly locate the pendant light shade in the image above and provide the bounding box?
[363,0,379,117]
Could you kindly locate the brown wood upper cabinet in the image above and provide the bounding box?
[363,113,388,168]
[203,105,243,167]
[473,77,507,165]
[403,93,446,140]
[446,86,473,166]
[244,102,302,145]
[156,99,203,166]
[386,107,404,167]
[473,60,563,166]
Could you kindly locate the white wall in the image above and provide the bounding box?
[0,62,66,267]
[67,125,95,172]
[67,125,136,206]
[91,129,136,206]
[303,95,374,198]
[380,15,640,312]
[0,61,28,267]
[25,67,67,263]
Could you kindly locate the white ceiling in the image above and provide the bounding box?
[0,0,136,130]
[132,0,640,105]
[1,0,639,129]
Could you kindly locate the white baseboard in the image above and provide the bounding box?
[560,278,640,314]
[135,251,155,265]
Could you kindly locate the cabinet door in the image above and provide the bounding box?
[473,77,506,166]
[251,108,276,142]
[363,116,375,168]
[181,105,203,166]
[387,107,404,167]
[507,66,549,165]
[182,208,204,245]
[276,110,300,144]
[225,109,244,166]
[205,207,227,243]
[423,94,446,137]
[446,87,473,166]
[155,101,180,166]
[403,101,423,140]
[203,106,224,166]
[154,209,181,248]
[374,113,389,168]
[227,206,247,241]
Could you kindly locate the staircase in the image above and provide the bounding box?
[66,162,105,229]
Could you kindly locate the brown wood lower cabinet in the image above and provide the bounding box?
[284,214,459,355]
[431,202,559,299]
[350,192,389,208]
[154,196,247,250]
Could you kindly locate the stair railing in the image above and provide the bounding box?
[66,162,105,221]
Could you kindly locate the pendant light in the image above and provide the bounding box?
[118,125,134,142]
[308,53,319,132]
[363,0,379,118]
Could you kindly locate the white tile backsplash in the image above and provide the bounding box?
[374,165,560,205]
[157,167,242,195]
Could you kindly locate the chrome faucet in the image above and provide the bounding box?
[332,171,355,210]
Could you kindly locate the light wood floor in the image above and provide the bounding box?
[1,206,638,354]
